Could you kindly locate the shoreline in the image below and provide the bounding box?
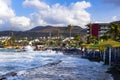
[1,48,120,80]
[107,67,120,80]
[0,51,113,80]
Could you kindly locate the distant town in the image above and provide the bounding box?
[0,21,120,49]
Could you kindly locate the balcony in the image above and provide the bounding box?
[99,30,107,34]
[100,26,109,30]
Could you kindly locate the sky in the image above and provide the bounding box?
[0,0,120,31]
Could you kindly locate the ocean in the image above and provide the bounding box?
[0,48,113,80]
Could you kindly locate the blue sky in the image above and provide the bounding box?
[0,0,120,31]
[12,0,120,22]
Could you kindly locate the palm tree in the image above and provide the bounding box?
[55,29,62,47]
[109,23,120,40]
[74,34,81,47]
[67,24,73,38]
[56,29,60,39]
[100,33,109,40]
[88,36,97,44]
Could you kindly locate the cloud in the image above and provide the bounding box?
[92,16,120,24]
[10,16,31,30]
[0,0,91,31]
[23,0,49,10]
[0,0,31,31]
[112,16,120,21]
[0,0,15,18]
[102,0,120,6]
[0,0,14,31]
[23,0,91,28]
[112,16,117,21]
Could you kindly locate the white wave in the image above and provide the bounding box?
[0,49,63,75]
[0,49,113,80]
[23,45,34,52]
[3,56,113,80]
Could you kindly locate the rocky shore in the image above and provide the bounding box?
[0,52,112,80]
[107,67,120,80]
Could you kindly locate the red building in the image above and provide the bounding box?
[86,23,110,39]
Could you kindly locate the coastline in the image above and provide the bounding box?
[0,50,113,80]
[107,67,120,80]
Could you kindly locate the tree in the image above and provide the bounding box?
[100,34,109,40]
[87,36,97,44]
[109,23,120,40]
[67,24,73,38]
[74,34,81,40]
[55,29,60,39]
[74,34,81,47]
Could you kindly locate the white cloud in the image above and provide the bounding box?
[30,12,47,27]
[0,0,15,18]
[94,21,109,23]
[92,16,120,24]
[23,0,49,10]
[0,0,31,31]
[0,0,91,31]
[112,16,119,21]
[23,0,91,28]
[10,16,31,30]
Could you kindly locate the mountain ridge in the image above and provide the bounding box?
[0,25,86,38]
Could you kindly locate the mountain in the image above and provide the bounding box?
[0,25,86,38]
[111,21,120,24]
[28,25,83,33]
[28,25,85,37]
[29,25,53,32]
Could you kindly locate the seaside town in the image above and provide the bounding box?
[0,0,120,80]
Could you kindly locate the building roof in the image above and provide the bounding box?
[86,23,110,27]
